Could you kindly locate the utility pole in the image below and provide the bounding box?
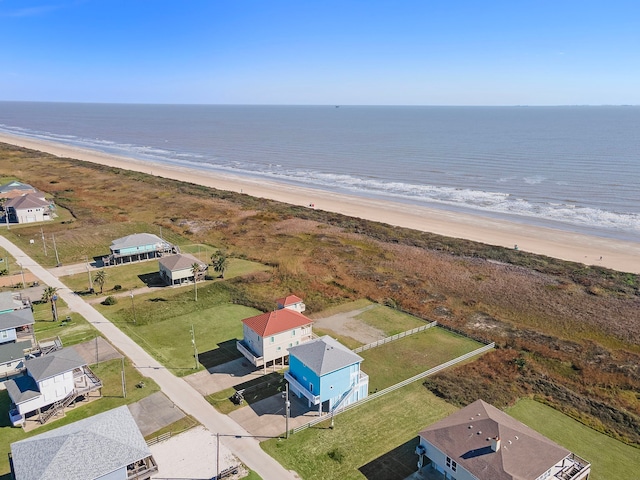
[191,324,198,369]
[130,291,137,324]
[41,227,47,256]
[52,234,60,266]
[216,432,220,480]
[18,263,26,289]
[86,256,93,291]
[121,356,126,398]
[282,383,290,438]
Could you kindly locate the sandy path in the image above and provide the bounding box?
[2,132,638,274]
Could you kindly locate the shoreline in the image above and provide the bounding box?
[1,132,639,274]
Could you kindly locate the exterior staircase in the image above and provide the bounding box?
[39,390,78,424]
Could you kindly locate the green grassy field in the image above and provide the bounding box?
[360,327,483,391]
[507,398,640,480]
[355,304,426,335]
[92,281,262,374]
[262,382,456,480]
[60,255,270,294]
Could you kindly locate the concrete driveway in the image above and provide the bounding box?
[229,393,322,438]
[128,391,187,437]
[184,358,265,396]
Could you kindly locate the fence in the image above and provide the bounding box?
[146,431,172,446]
[291,342,495,434]
[353,321,438,353]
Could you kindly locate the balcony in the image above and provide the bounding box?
[554,453,591,480]
[236,341,264,367]
[127,455,158,480]
[284,371,320,405]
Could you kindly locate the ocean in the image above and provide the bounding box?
[0,102,638,242]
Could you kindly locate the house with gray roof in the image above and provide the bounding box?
[0,181,37,199]
[0,307,36,377]
[5,347,102,426]
[416,399,591,480]
[285,335,369,414]
[105,233,177,266]
[10,405,158,480]
[158,253,207,286]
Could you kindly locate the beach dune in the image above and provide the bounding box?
[1,132,638,274]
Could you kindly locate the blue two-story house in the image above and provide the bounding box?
[285,336,368,415]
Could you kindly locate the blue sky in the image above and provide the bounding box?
[1,1,638,105]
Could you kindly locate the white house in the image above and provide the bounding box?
[276,294,306,313]
[5,193,52,224]
[158,253,208,286]
[10,406,158,480]
[416,399,591,480]
[5,347,102,426]
[237,308,313,371]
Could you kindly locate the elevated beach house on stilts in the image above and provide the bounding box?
[0,306,36,378]
[158,253,208,286]
[10,406,158,480]
[5,347,102,427]
[237,306,313,372]
[285,335,369,415]
[104,233,177,266]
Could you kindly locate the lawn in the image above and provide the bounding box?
[507,398,640,480]
[59,255,270,293]
[355,304,426,336]
[262,382,457,480]
[94,282,262,375]
[359,327,484,391]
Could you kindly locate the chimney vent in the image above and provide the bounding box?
[490,436,501,452]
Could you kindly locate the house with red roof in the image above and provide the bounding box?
[237,308,313,371]
[276,294,306,313]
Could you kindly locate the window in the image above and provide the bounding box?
[270,336,275,343]
[292,329,296,336]
[446,457,457,472]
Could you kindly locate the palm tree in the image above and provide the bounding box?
[211,250,229,279]
[94,269,107,294]
[41,286,59,322]
[191,262,201,302]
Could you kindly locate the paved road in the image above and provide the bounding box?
[0,236,299,480]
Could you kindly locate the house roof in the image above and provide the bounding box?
[110,232,168,251]
[0,308,35,331]
[5,194,50,210]
[276,295,303,307]
[5,374,40,405]
[158,253,207,272]
[242,309,312,337]
[0,340,31,365]
[0,181,35,194]
[419,399,571,480]
[0,291,24,312]
[10,406,153,480]
[25,347,86,382]
[288,335,363,376]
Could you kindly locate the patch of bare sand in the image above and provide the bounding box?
[150,426,243,479]
[312,304,384,345]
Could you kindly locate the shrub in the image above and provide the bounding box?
[113,284,122,291]
[102,296,118,305]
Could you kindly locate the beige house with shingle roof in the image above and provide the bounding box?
[416,399,590,480]
[158,253,208,286]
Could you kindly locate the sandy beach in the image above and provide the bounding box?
[2,132,639,274]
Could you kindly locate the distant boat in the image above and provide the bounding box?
[335,105,340,108]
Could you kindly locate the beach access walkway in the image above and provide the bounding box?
[0,236,300,480]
